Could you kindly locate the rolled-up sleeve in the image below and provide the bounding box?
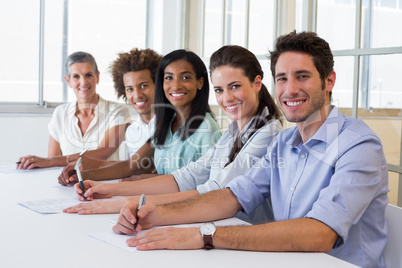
[172,146,214,191]
[226,151,273,214]
[197,119,281,194]
[48,104,67,143]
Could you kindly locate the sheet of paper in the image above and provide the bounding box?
[90,218,250,252]
[0,165,63,174]
[18,198,82,214]
[89,231,138,252]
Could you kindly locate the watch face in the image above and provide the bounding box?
[201,223,216,235]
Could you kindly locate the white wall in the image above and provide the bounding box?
[0,114,51,163]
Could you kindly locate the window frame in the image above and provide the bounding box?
[0,0,154,114]
[302,0,402,206]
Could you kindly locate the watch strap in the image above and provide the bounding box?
[203,234,214,249]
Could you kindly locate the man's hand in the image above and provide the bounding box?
[126,227,204,250]
[113,203,158,235]
[58,164,77,186]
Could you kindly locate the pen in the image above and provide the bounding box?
[16,157,35,164]
[80,148,88,156]
[134,194,146,231]
[74,157,86,201]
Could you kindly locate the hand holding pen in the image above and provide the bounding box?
[74,157,87,201]
[58,149,89,186]
[134,194,146,231]
[79,148,88,156]
[113,197,158,236]
[16,155,47,170]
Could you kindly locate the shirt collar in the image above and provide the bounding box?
[286,106,345,150]
[138,114,155,126]
[94,94,103,114]
[311,106,344,144]
[68,94,102,115]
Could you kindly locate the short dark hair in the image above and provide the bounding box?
[269,31,334,97]
[109,48,162,101]
[153,49,212,146]
[65,51,98,78]
[209,45,282,166]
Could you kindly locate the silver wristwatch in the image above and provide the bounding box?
[200,222,216,249]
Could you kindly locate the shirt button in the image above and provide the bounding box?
[290,186,295,191]
[300,154,306,159]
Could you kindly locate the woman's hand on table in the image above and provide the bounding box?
[63,197,130,214]
[17,155,51,170]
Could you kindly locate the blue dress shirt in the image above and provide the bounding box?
[227,106,389,268]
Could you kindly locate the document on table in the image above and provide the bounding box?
[18,198,81,214]
[89,231,139,252]
[89,218,250,252]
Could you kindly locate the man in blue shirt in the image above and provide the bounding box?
[113,31,389,268]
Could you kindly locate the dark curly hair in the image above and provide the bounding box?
[109,48,162,101]
[269,31,334,98]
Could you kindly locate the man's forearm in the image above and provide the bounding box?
[109,175,179,196]
[84,160,135,181]
[146,190,199,206]
[155,188,242,226]
[214,218,338,252]
[84,142,155,181]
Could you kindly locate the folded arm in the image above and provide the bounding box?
[83,141,155,181]
[85,124,127,160]
[18,137,66,169]
[18,123,127,170]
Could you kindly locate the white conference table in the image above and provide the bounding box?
[0,166,359,268]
